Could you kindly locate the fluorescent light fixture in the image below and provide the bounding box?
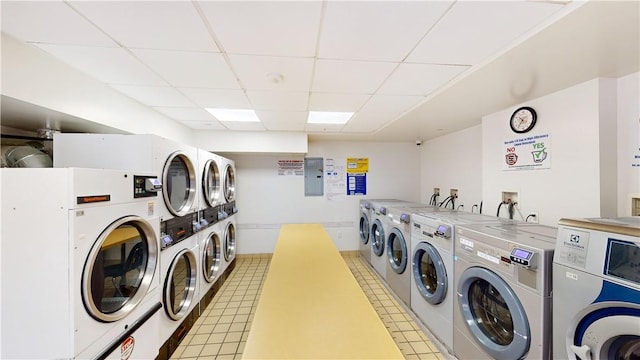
[206,108,260,122]
[307,111,354,124]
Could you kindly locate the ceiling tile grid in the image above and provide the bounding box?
[0,0,591,139]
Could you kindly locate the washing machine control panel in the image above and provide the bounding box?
[510,247,538,268]
[435,224,452,239]
[134,175,161,198]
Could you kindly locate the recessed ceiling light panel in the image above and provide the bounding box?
[205,108,260,122]
[307,111,354,124]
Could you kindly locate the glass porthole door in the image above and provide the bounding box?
[224,222,236,261]
[371,219,385,257]
[202,232,221,282]
[413,242,447,305]
[387,228,407,273]
[163,151,197,216]
[202,159,220,207]
[164,249,197,320]
[359,214,370,245]
[223,164,236,202]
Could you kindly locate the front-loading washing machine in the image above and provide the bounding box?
[410,210,503,354]
[53,133,200,223]
[384,204,440,306]
[1,168,162,359]
[368,199,414,279]
[552,217,640,360]
[197,220,224,313]
[197,148,222,228]
[453,222,557,360]
[158,224,200,359]
[359,200,373,265]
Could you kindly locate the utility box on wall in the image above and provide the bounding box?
[304,157,324,196]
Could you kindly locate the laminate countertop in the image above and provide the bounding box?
[242,223,403,359]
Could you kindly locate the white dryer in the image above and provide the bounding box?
[359,200,373,265]
[453,222,557,360]
[158,228,199,358]
[219,155,236,205]
[197,221,223,311]
[221,213,238,273]
[368,199,413,279]
[197,148,222,227]
[1,168,162,360]
[53,133,199,223]
[552,217,640,360]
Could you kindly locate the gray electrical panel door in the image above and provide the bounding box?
[304,157,323,196]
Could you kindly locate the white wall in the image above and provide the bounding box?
[232,141,421,254]
[616,72,640,216]
[193,130,308,154]
[420,125,483,212]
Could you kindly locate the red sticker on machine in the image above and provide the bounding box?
[121,336,135,360]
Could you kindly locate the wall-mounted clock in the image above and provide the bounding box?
[510,106,537,133]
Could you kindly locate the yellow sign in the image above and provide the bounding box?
[346,158,368,173]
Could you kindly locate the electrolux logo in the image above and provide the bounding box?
[563,234,585,249]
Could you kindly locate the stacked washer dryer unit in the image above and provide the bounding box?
[358,200,373,265]
[383,204,441,306]
[453,222,557,360]
[410,210,501,354]
[553,217,640,360]
[219,155,238,275]
[196,149,224,312]
[53,134,202,358]
[368,199,412,279]
[1,168,162,359]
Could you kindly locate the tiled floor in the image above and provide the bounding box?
[170,253,449,360]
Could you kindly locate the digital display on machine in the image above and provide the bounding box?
[605,239,640,285]
[510,248,536,267]
[512,248,533,259]
[437,225,447,233]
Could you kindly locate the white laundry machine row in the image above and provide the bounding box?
[453,222,557,360]
[53,133,200,224]
[368,199,415,279]
[409,210,505,355]
[1,168,163,360]
[552,217,640,360]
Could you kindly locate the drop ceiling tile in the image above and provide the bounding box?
[246,91,308,111]
[406,1,563,65]
[318,1,453,61]
[308,93,371,112]
[179,88,251,109]
[132,49,240,89]
[358,95,425,116]
[1,1,116,46]
[377,63,469,96]
[153,107,217,122]
[69,1,218,51]
[341,113,388,133]
[34,44,167,86]
[198,1,322,57]
[180,120,226,131]
[256,111,307,131]
[312,59,397,94]
[228,54,314,92]
[305,123,345,133]
[222,121,266,131]
[110,85,195,107]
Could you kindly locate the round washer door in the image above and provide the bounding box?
[359,213,370,245]
[164,248,197,320]
[570,304,640,360]
[202,232,222,283]
[163,151,197,217]
[413,242,447,305]
[387,228,407,273]
[223,164,236,202]
[371,219,385,257]
[83,216,159,322]
[224,221,236,262]
[202,159,221,207]
[457,266,530,360]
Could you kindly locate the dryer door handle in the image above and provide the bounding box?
[570,344,592,360]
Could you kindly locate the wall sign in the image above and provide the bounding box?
[346,157,368,195]
[278,159,304,176]
[325,158,346,201]
[502,134,551,170]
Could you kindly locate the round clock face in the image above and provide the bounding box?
[510,107,537,133]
